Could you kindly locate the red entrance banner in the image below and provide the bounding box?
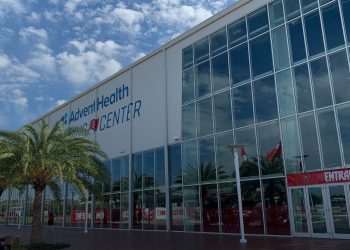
[287,168,350,187]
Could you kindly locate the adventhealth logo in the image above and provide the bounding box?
[59,84,142,132]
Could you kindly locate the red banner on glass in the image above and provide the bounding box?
[287,168,350,187]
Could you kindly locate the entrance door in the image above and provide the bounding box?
[289,187,310,236]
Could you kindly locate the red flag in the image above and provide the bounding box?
[240,146,248,162]
[89,118,99,131]
[267,141,282,162]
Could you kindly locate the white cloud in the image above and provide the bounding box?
[35,96,45,102]
[19,26,48,43]
[0,54,11,69]
[26,12,41,22]
[0,0,26,20]
[56,99,66,106]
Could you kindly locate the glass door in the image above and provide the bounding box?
[289,187,309,236]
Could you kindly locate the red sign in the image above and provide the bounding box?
[287,168,350,187]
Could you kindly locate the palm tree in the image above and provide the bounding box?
[0,121,107,245]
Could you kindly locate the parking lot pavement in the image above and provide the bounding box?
[1,225,350,250]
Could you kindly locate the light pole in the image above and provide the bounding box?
[84,190,89,234]
[228,144,247,244]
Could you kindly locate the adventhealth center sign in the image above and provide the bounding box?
[61,84,142,132]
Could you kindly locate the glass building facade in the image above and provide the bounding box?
[1,0,350,239]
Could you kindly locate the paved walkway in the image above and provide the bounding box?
[1,225,350,250]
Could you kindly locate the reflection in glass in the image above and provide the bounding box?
[183,46,193,70]
[250,33,273,77]
[269,0,284,28]
[143,190,155,230]
[253,76,278,123]
[212,53,229,91]
[272,26,289,71]
[104,160,112,193]
[112,158,121,192]
[121,156,129,192]
[171,187,184,231]
[342,0,350,43]
[133,191,142,229]
[184,186,200,232]
[322,3,345,50]
[230,43,250,85]
[120,193,129,229]
[329,185,350,234]
[195,61,211,98]
[210,28,227,57]
[284,0,300,20]
[197,97,213,137]
[216,132,234,180]
[291,188,308,233]
[133,153,142,190]
[281,117,302,173]
[257,121,283,176]
[143,150,155,189]
[169,144,182,185]
[110,194,120,228]
[308,187,327,233]
[276,70,295,117]
[338,104,350,165]
[310,57,333,108]
[182,68,194,103]
[156,189,166,230]
[232,83,254,128]
[182,103,196,140]
[198,137,216,182]
[182,140,198,185]
[241,180,264,234]
[194,38,209,64]
[214,91,232,132]
[201,184,219,232]
[317,109,342,168]
[235,127,259,178]
[299,113,321,171]
[293,63,313,113]
[220,183,239,233]
[301,0,318,13]
[304,11,325,57]
[155,147,165,187]
[228,18,247,48]
[263,178,290,235]
[329,50,350,104]
[248,6,269,38]
[288,19,306,63]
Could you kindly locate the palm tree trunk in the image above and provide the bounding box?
[30,188,43,245]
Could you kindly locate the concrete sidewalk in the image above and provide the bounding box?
[1,225,349,250]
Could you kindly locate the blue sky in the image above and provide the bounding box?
[0,0,236,131]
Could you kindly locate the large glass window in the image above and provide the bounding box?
[337,104,350,165]
[182,68,194,103]
[248,6,269,38]
[171,187,184,231]
[228,18,247,48]
[156,189,166,230]
[214,91,232,133]
[121,156,129,192]
[197,97,213,137]
[155,147,165,187]
[232,83,254,128]
[133,191,142,229]
[253,76,278,123]
[183,186,200,232]
[288,19,307,63]
[342,0,350,43]
[293,63,313,113]
[143,190,155,230]
[271,25,290,71]
[210,28,227,57]
[220,183,239,233]
[284,0,300,20]
[194,38,209,64]
[329,50,350,104]
[133,153,142,190]
[301,0,318,13]
[182,103,196,140]
[198,137,216,182]
[299,113,321,171]
[310,57,333,108]
[257,121,283,176]
[183,46,193,70]
[304,11,325,57]
[317,109,342,168]
[230,43,250,85]
[250,33,273,77]
[201,184,219,232]
[212,53,229,92]
[182,140,198,185]
[241,180,264,234]
[263,178,290,235]
[322,2,345,50]
[276,70,296,117]
[195,61,211,98]
[216,132,234,180]
[169,144,182,185]
[235,127,259,178]
[112,158,121,192]
[143,150,154,189]
[281,117,302,173]
[269,0,284,28]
